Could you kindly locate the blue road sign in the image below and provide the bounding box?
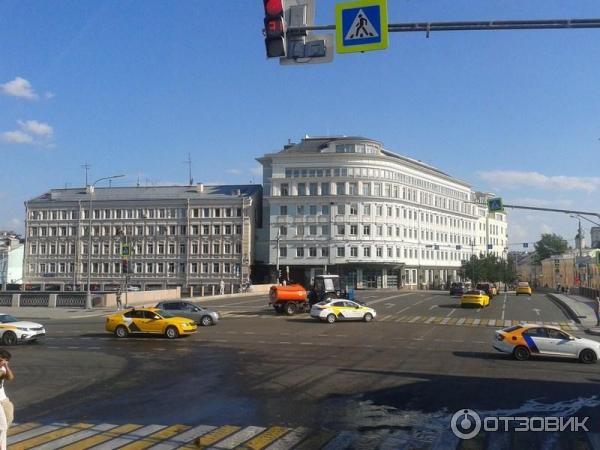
[335,0,388,54]
[487,244,493,250]
[523,243,529,248]
[487,197,504,212]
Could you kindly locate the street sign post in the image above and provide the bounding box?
[335,0,388,53]
[487,197,504,212]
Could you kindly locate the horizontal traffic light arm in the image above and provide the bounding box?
[502,204,600,220]
[286,17,600,37]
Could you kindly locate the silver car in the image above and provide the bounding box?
[155,300,219,326]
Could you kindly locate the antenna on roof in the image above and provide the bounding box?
[184,153,193,185]
[136,174,141,187]
[81,163,91,186]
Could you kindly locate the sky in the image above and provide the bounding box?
[1,0,600,250]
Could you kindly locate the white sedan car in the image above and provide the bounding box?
[310,299,377,323]
[0,314,46,345]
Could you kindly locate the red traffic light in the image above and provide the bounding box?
[263,0,284,17]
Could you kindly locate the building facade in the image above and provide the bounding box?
[256,136,508,289]
[0,231,24,287]
[23,184,261,293]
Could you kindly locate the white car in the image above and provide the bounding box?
[493,323,600,364]
[310,299,377,323]
[0,314,46,345]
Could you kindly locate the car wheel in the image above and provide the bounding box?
[284,303,297,316]
[326,314,336,324]
[513,346,530,361]
[579,349,597,364]
[274,305,283,314]
[363,313,373,322]
[2,332,17,346]
[115,325,129,338]
[200,315,213,326]
[165,326,179,339]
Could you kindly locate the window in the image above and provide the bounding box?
[350,225,358,235]
[362,183,371,196]
[213,263,220,273]
[309,225,317,236]
[363,225,370,236]
[279,205,288,215]
[321,183,330,195]
[337,224,345,235]
[309,205,317,215]
[363,204,370,215]
[281,183,289,196]
[336,182,345,195]
[296,225,304,236]
[350,204,358,215]
[309,247,317,257]
[337,246,345,257]
[297,205,305,215]
[297,183,306,196]
[348,182,358,195]
[279,225,287,236]
[376,247,383,257]
[279,247,287,257]
[321,247,329,257]
[350,247,358,257]
[337,204,345,215]
[309,183,318,195]
[296,247,305,257]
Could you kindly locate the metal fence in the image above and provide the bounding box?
[20,294,50,307]
[579,287,600,301]
[0,294,12,307]
[56,294,86,308]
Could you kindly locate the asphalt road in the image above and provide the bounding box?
[7,290,600,449]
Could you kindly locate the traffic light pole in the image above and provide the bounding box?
[502,204,600,220]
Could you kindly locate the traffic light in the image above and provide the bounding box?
[122,259,129,274]
[263,0,286,58]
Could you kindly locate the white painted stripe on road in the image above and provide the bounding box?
[147,424,216,450]
[446,308,456,318]
[425,317,436,324]
[396,306,411,314]
[365,293,413,306]
[215,426,266,448]
[504,320,512,327]
[8,424,63,444]
[263,427,310,450]
[473,319,481,326]
[488,319,496,326]
[456,318,466,325]
[34,423,118,450]
[89,424,167,450]
[409,316,422,323]
[441,318,450,325]
[381,315,392,321]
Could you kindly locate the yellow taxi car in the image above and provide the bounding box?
[105,307,197,339]
[516,282,532,296]
[310,299,377,324]
[461,290,490,308]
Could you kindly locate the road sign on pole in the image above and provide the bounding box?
[120,243,130,259]
[335,0,388,53]
[487,197,504,212]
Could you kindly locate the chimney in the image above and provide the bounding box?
[196,183,204,193]
[86,186,94,194]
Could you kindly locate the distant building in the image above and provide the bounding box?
[512,251,541,287]
[0,231,24,287]
[256,136,508,289]
[23,184,262,293]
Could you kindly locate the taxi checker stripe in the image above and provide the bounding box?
[523,334,540,353]
[9,423,95,449]
[60,423,144,449]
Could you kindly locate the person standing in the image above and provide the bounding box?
[0,349,14,450]
[116,287,123,310]
[596,296,600,327]
[219,279,225,296]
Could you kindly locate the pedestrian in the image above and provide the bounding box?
[116,288,122,310]
[0,349,14,450]
[596,296,600,327]
[219,279,225,296]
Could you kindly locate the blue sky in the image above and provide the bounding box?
[1,0,600,248]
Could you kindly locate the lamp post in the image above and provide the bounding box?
[86,174,125,309]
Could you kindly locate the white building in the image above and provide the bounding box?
[0,232,24,288]
[23,184,261,293]
[256,136,507,289]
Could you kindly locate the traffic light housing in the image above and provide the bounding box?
[263,0,286,58]
[122,259,129,274]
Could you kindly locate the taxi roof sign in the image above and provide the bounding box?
[335,0,388,54]
[487,197,504,212]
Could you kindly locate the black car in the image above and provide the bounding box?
[449,282,466,296]
[476,283,495,299]
[155,300,219,326]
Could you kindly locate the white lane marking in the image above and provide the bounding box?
[488,319,496,326]
[147,424,217,450]
[456,318,466,325]
[278,341,291,344]
[216,426,266,449]
[91,424,167,450]
[243,332,256,335]
[396,306,411,314]
[533,308,541,316]
[34,423,118,450]
[365,293,413,306]
[446,308,456,318]
[300,342,313,345]
[428,305,437,311]
[263,427,310,450]
[408,316,422,323]
[441,318,450,325]
[473,319,481,326]
[501,294,507,320]
[476,307,481,314]
[385,303,395,308]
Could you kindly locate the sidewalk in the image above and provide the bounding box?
[547,293,600,333]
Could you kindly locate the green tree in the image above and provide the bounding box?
[460,254,517,285]
[533,233,568,264]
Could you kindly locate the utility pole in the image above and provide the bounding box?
[275,228,281,283]
[185,153,193,185]
[81,163,91,186]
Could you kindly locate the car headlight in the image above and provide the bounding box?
[16,327,29,331]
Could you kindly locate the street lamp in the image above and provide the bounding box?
[86,174,125,309]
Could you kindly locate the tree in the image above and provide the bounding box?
[533,233,568,264]
[460,254,516,284]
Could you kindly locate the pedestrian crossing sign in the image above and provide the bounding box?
[487,197,504,212]
[335,0,388,54]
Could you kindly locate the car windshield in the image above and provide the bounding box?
[464,290,482,295]
[0,315,19,323]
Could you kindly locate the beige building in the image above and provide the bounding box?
[540,249,600,290]
[23,184,261,294]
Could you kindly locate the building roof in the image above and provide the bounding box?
[260,136,471,188]
[27,184,262,204]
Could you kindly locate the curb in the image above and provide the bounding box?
[546,293,583,324]
[585,327,600,336]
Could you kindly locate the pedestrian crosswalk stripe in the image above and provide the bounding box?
[60,423,144,449]
[189,425,241,448]
[34,423,118,450]
[146,424,216,450]
[245,426,291,450]
[456,318,466,325]
[263,426,310,450]
[90,424,168,450]
[8,422,40,437]
[119,424,191,450]
[10,423,94,449]
[8,424,62,445]
[216,426,266,449]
